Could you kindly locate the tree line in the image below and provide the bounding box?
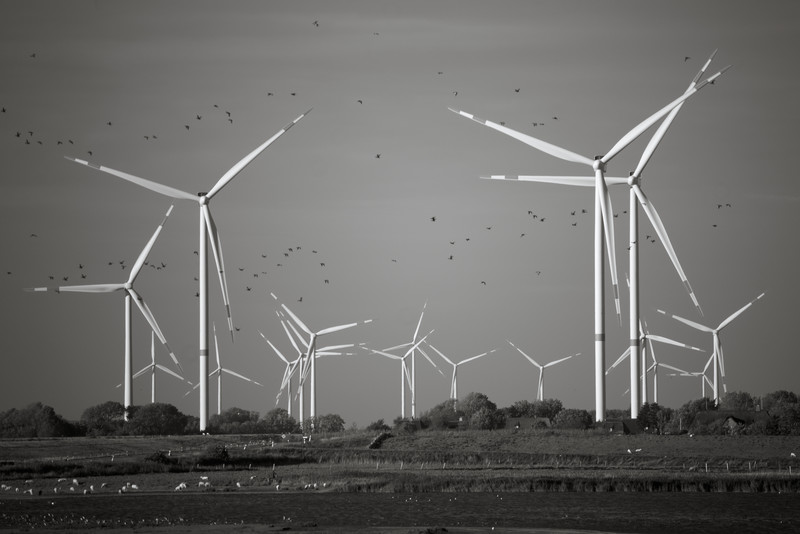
[2,389,798,438]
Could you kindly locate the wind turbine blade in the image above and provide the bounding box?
[482,175,629,187]
[597,182,621,322]
[221,368,263,386]
[202,206,234,339]
[367,348,404,360]
[317,322,358,336]
[213,323,221,368]
[607,348,631,374]
[260,332,291,365]
[277,313,308,352]
[382,341,413,352]
[129,205,173,283]
[449,108,594,166]
[634,185,703,315]
[426,343,455,366]
[507,340,541,368]
[412,301,427,342]
[281,303,312,336]
[65,157,197,201]
[317,344,354,353]
[544,354,575,368]
[403,329,435,359]
[459,349,496,365]
[417,347,444,375]
[601,66,730,164]
[658,362,690,374]
[718,292,765,331]
[56,283,124,293]
[132,364,155,380]
[127,288,183,373]
[657,309,714,333]
[646,334,705,353]
[206,109,311,199]
[154,364,185,381]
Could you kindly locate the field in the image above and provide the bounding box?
[1,429,799,532]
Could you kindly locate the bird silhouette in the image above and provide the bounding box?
[514,88,520,93]
[431,216,436,222]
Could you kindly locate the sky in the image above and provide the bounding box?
[1,0,798,428]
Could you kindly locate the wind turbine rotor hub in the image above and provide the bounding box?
[124,282,132,290]
[198,193,208,205]
[627,173,638,186]
[592,158,605,172]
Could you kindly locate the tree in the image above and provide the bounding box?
[637,403,672,434]
[533,399,563,422]
[316,413,346,433]
[506,400,536,418]
[81,401,126,436]
[124,403,188,435]
[720,391,756,411]
[420,399,460,430]
[553,408,593,430]
[0,403,78,438]
[261,408,298,434]
[366,418,391,432]
[762,390,798,412]
[209,407,261,434]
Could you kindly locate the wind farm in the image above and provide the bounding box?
[2,1,795,438]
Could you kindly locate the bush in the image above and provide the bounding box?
[366,419,391,432]
[199,444,229,465]
[553,408,593,430]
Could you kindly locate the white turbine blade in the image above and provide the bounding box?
[426,343,454,366]
[56,283,124,293]
[206,109,311,200]
[703,352,714,374]
[129,205,174,283]
[417,347,445,375]
[481,175,628,187]
[154,364,185,381]
[634,185,703,315]
[607,348,631,374]
[597,182,621,322]
[221,367,263,386]
[65,157,197,201]
[544,354,576,368]
[317,322,359,336]
[659,362,690,375]
[213,322,221,368]
[184,381,201,396]
[601,66,730,164]
[202,206,234,339]
[132,364,155,380]
[449,108,594,166]
[367,348,404,361]
[507,340,541,369]
[403,329,435,359]
[647,334,705,353]
[412,301,427,343]
[281,303,313,336]
[459,349,496,366]
[382,341,413,352]
[260,332,291,364]
[317,343,354,353]
[278,313,308,352]
[718,292,765,331]
[127,288,183,373]
[657,309,714,334]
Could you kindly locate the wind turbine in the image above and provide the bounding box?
[426,344,496,411]
[606,319,704,404]
[451,61,729,421]
[661,358,715,399]
[26,205,181,419]
[658,292,765,404]
[271,293,371,430]
[122,331,189,404]
[66,110,310,431]
[362,330,438,419]
[259,330,300,416]
[507,341,579,401]
[186,323,263,416]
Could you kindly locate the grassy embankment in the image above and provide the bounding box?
[1,428,798,493]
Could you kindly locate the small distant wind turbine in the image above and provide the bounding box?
[67,110,310,432]
[187,323,263,416]
[363,330,438,419]
[259,330,300,416]
[27,205,181,418]
[452,61,729,421]
[426,344,496,411]
[271,293,370,429]
[507,340,579,401]
[661,358,715,399]
[658,292,765,404]
[122,331,188,404]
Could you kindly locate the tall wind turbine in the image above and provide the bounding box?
[272,293,371,430]
[259,330,301,416]
[363,330,437,419]
[606,319,704,404]
[451,62,729,421]
[26,205,181,419]
[426,344,496,411]
[507,341,579,401]
[124,331,188,404]
[186,323,263,416]
[658,292,765,404]
[66,110,310,431]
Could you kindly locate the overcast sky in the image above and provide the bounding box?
[1,0,798,427]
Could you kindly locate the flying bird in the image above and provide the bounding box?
[431,216,436,222]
